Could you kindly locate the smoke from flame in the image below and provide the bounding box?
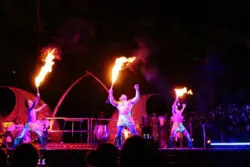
[129,37,172,103]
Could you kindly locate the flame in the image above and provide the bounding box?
[35,49,56,87]
[187,89,193,95]
[111,56,136,84]
[123,129,130,139]
[175,87,193,97]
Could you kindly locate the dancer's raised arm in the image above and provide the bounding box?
[109,88,118,107]
[35,104,47,112]
[130,84,140,104]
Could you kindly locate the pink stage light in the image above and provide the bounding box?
[210,142,250,146]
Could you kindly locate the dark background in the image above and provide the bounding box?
[1,0,250,118]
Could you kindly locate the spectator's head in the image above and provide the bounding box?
[12,144,40,167]
[120,136,162,167]
[96,143,119,167]
[85,150,99,167]
[0,148,7,167]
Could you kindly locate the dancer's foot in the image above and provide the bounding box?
[39,137,46,150]
[13,137,22,148]
[188,141,193,148]
[114,136,123,148]
[169,139,174,148]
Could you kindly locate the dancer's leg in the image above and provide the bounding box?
[35,130,46,148]
[114,126,125,148]
[169,129,178,148]
[182,129,193,148]
[19,128,28,139]
[13,128,28,147]
[127,125,138,136]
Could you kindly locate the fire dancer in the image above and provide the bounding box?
[14,93,47,147]
[108,84,140,148]
[169,95,193,148]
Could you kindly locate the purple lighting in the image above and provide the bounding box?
[210,142,250,146]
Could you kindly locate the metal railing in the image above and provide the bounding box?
[46,117,139,144]
[46,117,90,143]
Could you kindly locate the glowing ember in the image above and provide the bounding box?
[35,49,56,87]
[111,56,136,85]
[175,87,193,97]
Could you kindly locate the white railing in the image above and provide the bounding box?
[46,117,90,143]
[46,117,145,145]
[46,117,117,143]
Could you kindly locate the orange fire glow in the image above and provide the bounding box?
[111,56,136,85]
[35,49,56,87]
[175,87,193,97]
[123,129,130,140]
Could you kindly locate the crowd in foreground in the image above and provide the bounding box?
[0,136,166,167]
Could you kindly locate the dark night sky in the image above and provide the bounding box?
[1,0,250,117]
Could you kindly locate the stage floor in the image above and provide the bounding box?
[6,143,250,167]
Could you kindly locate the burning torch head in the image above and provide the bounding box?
[25,99,33,108]
[119,94,128,101]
